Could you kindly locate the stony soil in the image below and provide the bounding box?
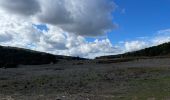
[1,58,170,100]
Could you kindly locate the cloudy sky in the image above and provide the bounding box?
[0,0,170,58]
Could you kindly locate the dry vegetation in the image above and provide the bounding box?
[1,58,170,100]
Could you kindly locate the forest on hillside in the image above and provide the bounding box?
[0,46,57,68]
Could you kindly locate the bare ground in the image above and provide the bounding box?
[1,58,170,100]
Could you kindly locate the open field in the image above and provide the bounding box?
[1,58,170,100]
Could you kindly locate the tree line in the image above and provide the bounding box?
[0,46,57,68]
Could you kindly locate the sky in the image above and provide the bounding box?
[111,0,170,43]
[0,0,170,58]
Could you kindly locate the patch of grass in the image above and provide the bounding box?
[122,75,170,99]
[1,65,170,99]
[102,67,170,100]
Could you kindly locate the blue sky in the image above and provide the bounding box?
[107,0,170,44]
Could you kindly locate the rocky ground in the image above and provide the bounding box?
[1,58,170,100]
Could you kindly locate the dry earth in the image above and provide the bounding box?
[1,58,170,100]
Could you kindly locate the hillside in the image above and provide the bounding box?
[0,46,85,68]
[96,42,170,59]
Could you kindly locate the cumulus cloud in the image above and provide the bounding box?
[152,29,170,45]
[0,0,116,36]
[35,25,120,58]
[53,0,116,36]
[38,0,116,36]
[0,9,119,58]
[124,41,148,52]
[64,38,121,58]
[0,0,40,16]
[0,0,119,58]
[37,0,72,25]
[122,29,170,52]
[0,33,13,42]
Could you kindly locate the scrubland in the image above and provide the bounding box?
[1,58,170,100]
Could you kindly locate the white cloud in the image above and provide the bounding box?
[0,10,41,47]
[0,33,13,42]
[151,29,170,45]
[0,0,120,58]
[0,0,116,36]
[152,36,170,45]
[124,41,148,52]
[157,29,170,35]
[0,9,119,58]
[35,25,120,58]
[66,39,121,58]
[122,29,170,52]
